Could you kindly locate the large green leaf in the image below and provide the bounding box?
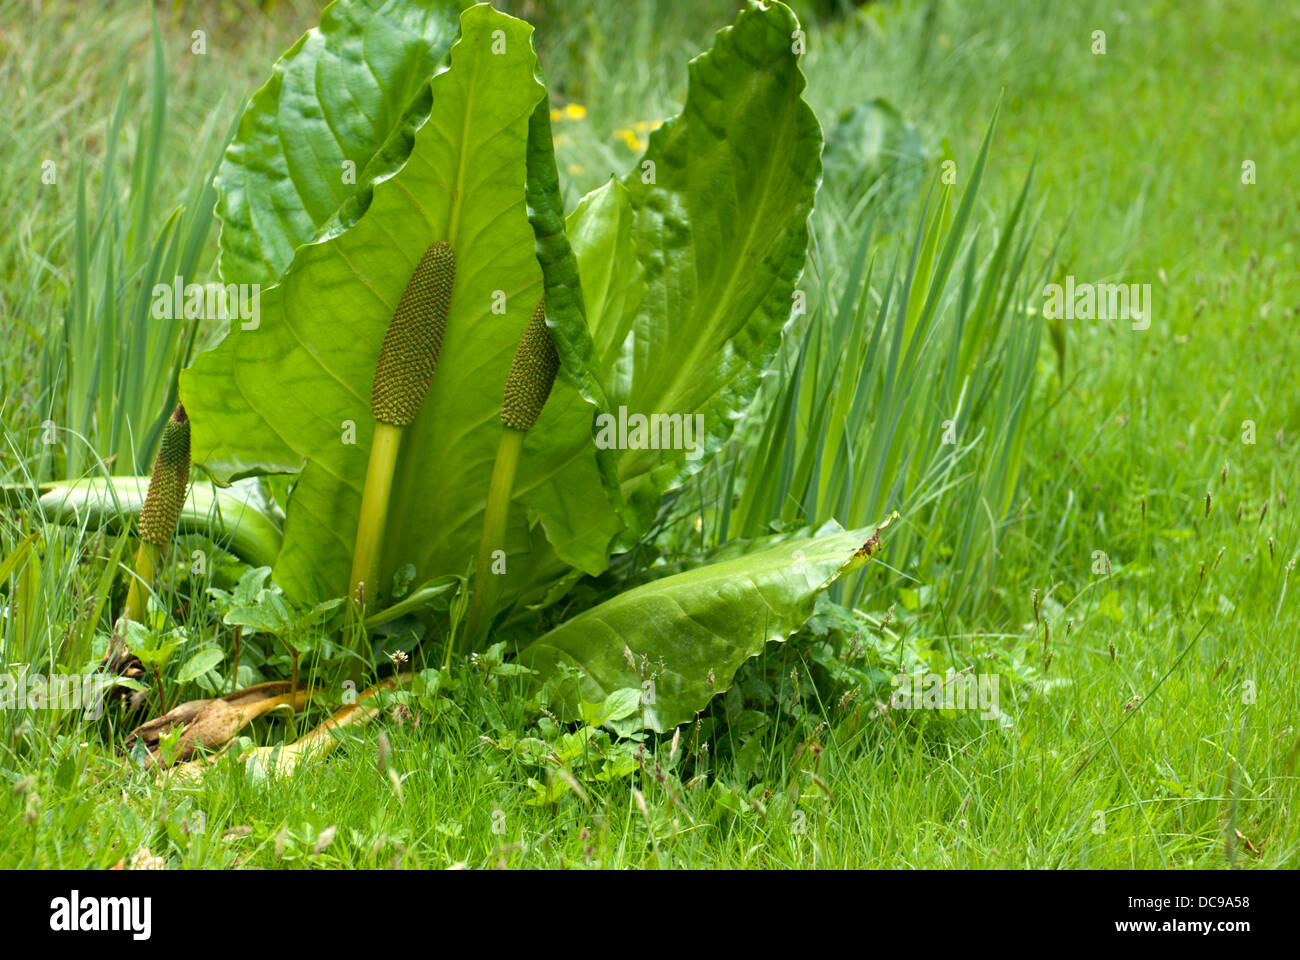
[216,0,466,285]
[9,477,283,568]
[519,518,891,732]
[572,1,822,530]
[183,5,620,606]
[566,179,644,403]
[523,97,626,520]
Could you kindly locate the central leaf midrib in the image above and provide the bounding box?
[444,35,484,246]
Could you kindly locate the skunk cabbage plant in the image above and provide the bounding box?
[64,0,893,729]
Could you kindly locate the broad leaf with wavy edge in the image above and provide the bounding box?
[216,0,467,286]
[183,5,620,606]
[519,518,891,732]
[572,1,822,531]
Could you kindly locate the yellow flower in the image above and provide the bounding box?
[553,133,570,148]
[634,120,650,133]
[549,108,562,122]
[617,128,647,152]
[563,103,587,120]
[567,164,585,175]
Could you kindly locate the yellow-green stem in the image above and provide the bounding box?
[348,420,405,679]
[465,426,526,648]
[123,541,161,623]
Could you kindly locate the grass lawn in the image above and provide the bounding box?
[1,0,1296,869]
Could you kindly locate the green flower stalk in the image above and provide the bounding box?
[122,403,191,624]
[349,241,455,628]
[465,298,558,647]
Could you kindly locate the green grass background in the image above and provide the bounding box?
[0,0,1296,868]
